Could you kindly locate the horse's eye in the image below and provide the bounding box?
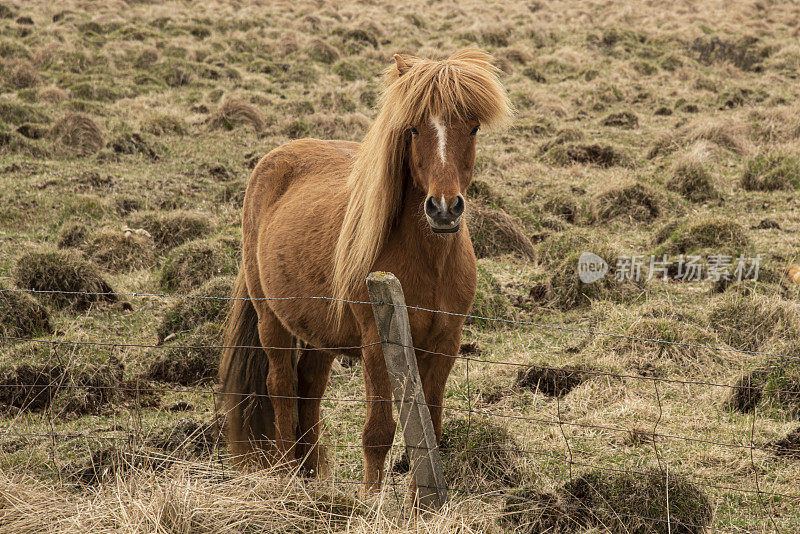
[410,126,419,136]
[470,125,479,136]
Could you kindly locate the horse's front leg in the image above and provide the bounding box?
[361,340,397,493]
[417,339,458,445]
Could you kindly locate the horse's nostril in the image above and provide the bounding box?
[424,196,438,217]
[450,195,465,217]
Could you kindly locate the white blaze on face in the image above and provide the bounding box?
[429,115,447,165]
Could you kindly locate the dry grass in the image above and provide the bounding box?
[665,142,719,201]
[209,96,267,134]
[2,0,800,531]
[49,113,105,155]
[648,116,754,158]
[0,463,501,534]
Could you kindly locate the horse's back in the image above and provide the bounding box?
[241,138,361,349]
[244,138,358,223]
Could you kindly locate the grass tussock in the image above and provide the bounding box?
[141,112,188,136]
[306,38,341,64]
[13,249,116,310]
[727,358,800,417]
[659,217,750,256]
[209,96,266,134]
[469,205,535,261]
[147,322,223,385]
[547,247,636,310]
[649,117,753,158]
[156,276,233,342]
[515,364,590,397]
[740,151,800,191]
[127,210,212,250]
[439,416,524,492]
[769,426,800,458]
[666,143,719,201]
[6,59,41,88]
[0,343,123,415]
[469,263,520,327]
[710,293,799,353]
[547,143,626,167]
[83,227,156,272]
[50,113,105,155]
[588,182,662,223]
[0,280,51,340]
[504,469,712,534]
[160,237,239,292]
[57,221,89,248]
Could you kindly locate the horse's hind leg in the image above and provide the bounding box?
[254,305,298,465]
[294,346,335,477]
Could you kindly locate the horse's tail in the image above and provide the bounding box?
[217,269,275,467]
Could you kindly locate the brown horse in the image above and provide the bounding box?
[218,49,512,491]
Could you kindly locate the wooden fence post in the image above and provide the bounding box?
[366,271,447,509]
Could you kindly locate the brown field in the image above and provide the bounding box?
[1,0,800,532]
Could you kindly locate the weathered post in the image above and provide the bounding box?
[366,271,447,509]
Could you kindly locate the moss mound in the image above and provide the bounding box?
[504,470,712,534]
[469,205,535,261]
[660,218,749,255]
[83,227,156,272]
[741,152,800,191]
[588,182,662,222]
[209,96,265,134]
[127,210,212,250]
[157,276,233,342]
[50,113,105,154]
[147,322,223,385]
[14,249,116,309]
[0,282,51,340]
[515,364,590,397]
[160,237,239,292]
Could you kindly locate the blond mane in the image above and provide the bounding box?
[331,48,513,322]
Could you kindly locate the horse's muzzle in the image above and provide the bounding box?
[425,194,464,234]
[428,216,462,234]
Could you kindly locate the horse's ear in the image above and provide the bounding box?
[393,54,411,76]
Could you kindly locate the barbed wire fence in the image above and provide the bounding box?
[1,286,799,532]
